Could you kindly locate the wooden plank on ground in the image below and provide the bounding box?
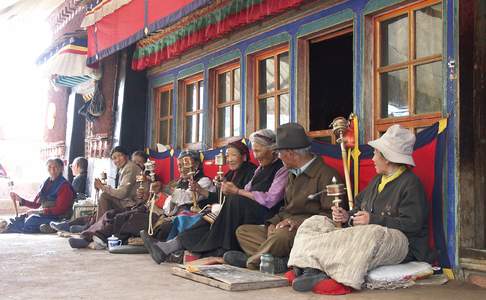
[171,264,288,291]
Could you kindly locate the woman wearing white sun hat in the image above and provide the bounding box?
[287,124,431,292]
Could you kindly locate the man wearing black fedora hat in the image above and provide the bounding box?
[226,123,342,273]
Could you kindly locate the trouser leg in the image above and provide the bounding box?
[237,225,296,270]
[23,215,57,233]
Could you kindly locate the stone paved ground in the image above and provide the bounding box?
[1,233,485,300]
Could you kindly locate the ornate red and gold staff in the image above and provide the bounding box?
[331,117,354,210]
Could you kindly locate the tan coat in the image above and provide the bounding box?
[267,156,343,225]
[102,160,141,208]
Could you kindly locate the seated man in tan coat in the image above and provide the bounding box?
[94,146,141,220]
[224,123,343,273]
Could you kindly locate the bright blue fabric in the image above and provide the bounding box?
[167,214,203,240]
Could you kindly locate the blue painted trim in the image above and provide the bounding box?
[153,74,176,88]
[177,63,205,79]
[246,32,291,55]
[445,0,458,267]
[296,8,354,38]
[290,33,297,122]
[208,49,241,69]
[363,0,407,15]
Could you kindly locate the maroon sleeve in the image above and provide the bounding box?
[21,193,41,209]
[43,184,74,216]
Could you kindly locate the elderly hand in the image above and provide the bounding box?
[276,218,300,231]
[221,182,239,195]
[94,178,104,190]
[189,180,209,198]
[9,192,21,203]
[332,206,349,223]
[352,211,370,225]
[267,224,276,236]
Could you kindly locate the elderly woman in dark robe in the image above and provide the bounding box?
[142,129,288,264]
[7,158,75,233]
[287,125,430,293]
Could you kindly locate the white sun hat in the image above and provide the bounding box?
[368,124,416,166]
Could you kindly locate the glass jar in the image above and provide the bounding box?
[259,253,275,274]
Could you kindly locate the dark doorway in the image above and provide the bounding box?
[459,0,486,261]
[118,45,148,155]
[66,93,86,182]
[308,30,353,142]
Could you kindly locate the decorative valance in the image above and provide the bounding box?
[86,0,212,65]
[132,0,306,71]
[37,35,100,79]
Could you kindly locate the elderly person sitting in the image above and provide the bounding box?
[223,123,342,273]
[287,124,430,293]
[95,146,141,220]
[7,158,75,233]
[142,130,288,264]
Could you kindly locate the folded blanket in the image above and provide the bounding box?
[288,216,408,289]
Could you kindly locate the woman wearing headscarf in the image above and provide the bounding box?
[143,129,288,264]
[287,125,430,293]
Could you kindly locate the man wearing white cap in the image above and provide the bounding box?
[286,125,430,293]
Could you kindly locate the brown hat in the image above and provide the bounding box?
[274,123,311,150]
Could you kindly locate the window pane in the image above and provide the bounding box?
[217,107,231,138]
[415,61,442,114]
[278,52,290,90]
[234,68,241,100]
[185,115,198,144]
[160,90,171,117]
[258,57,275,94]
[218,72,231,104]
[186,83,197,112]
[380,14,408,66]
[198,114,204,142]
[233,104,240,137]
[159,120,170,145]
[259,97,275,130]
[279,94,290,125]
[416,4,442,58]
[380,69,409,118]
[198,81,204,110]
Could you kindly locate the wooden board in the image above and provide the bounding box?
[171,264,288,291]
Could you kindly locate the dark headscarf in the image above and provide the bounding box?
[227,139,250,161]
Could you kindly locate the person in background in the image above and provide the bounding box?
[70,157,88,198]
[7,158,75,233]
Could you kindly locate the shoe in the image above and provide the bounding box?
[92,235,107,249]
[49,221,70,232]
[69,237,90,249]
[223,251,248,268]
[292,268,328,292]
[70,225,87,233]
[274,256,289,274]
[39,223,57,234]
[140,230,167,264]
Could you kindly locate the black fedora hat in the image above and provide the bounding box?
[274,123,311,150]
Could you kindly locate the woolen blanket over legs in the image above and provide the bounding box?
[288,216,408,289]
